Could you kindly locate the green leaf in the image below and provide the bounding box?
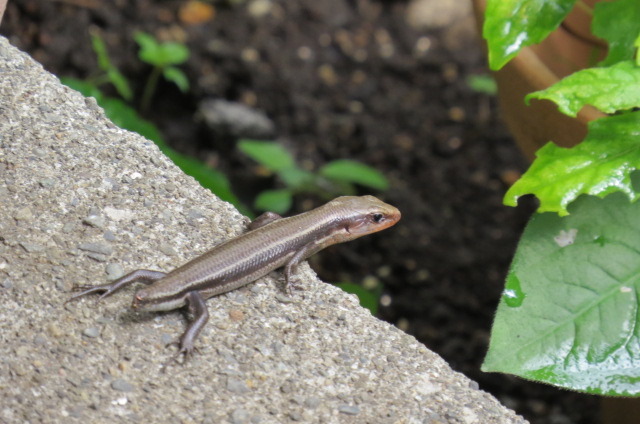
[238,140,296,172]
[99,97,165,145]
[484,193,640,395]
[505,111,640,216]
[319,159,388,190]
[483,0,578,70]
[90,31,112,72]
[62,78,162,144]
[135,31,189,67]
[61,77,104,101]
[334,282,379,315]
[278,167,315,190]
[254,189,293,214]
[106,68,133,101]
[163,66,190,92]
[526,61,640,116]
[134,31,159,55]
[163,148,250,216]
[155,42,190,66]
[466,74,497,95]
[88,31,132,100]
[592,0,640,66]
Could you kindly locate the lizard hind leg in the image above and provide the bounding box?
[164,291,210,367]
[66,269,167,304]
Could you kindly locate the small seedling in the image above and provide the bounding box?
[61,30,247,216]
[82,29,133,101]
[238,139,389,214]
[134,31,190,111]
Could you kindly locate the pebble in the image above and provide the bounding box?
[159,242,177,257]
[247,0,273,18]
[304,396,321,409]
[47,323,63,338]
[219,368,243,377]
[82,214,105,229]
[11,362,28,376]
[104,207,135,221]
[33,335,47,346]
[227,377,250,394]
[228,309,244,321]
[19,242,45,253]
[405,0,471,30]
[187,209,205,220]
[338,405,361,415]
[198,99,276,139]
[78,242,113,256]
[279,380,294,394]
[62,222,76,233]
[158,334,173,347]
[105,263,124,280]
[82,327,100,338]
[86,253,108,262]
[14,206,33,221]
[275,293,293,303]
[38,177,56,188]
[15,345,30,358]
[230,408,250,424]
[111,378,135,392]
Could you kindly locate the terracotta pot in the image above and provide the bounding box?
[0,0,7,24]
[471,0,606,160]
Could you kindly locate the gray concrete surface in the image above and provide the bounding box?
[0,36,527,423]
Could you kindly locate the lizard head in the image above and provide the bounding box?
[328,195,401,241]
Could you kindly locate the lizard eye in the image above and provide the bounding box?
[372,213,384,223]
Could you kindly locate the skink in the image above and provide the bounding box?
[68,195,400,360]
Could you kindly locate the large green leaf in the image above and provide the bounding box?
[60,77,104,101]
[526,61,640,116]
[278,167,315,190]
[163,148,249,216]
[319,159,389,190]
[593,0,640,66]
[254,189,293,214]
[483,0,578,70]
[238,140,296,172]
[505,111,640,216]
[483,193,640,395]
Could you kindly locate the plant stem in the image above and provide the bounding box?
[140,66,162,112]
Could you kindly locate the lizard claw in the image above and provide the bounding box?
[161,340,199,371]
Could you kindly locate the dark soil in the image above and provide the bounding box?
[2,1,601,422]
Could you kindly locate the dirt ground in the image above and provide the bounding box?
[1,0,601,422]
